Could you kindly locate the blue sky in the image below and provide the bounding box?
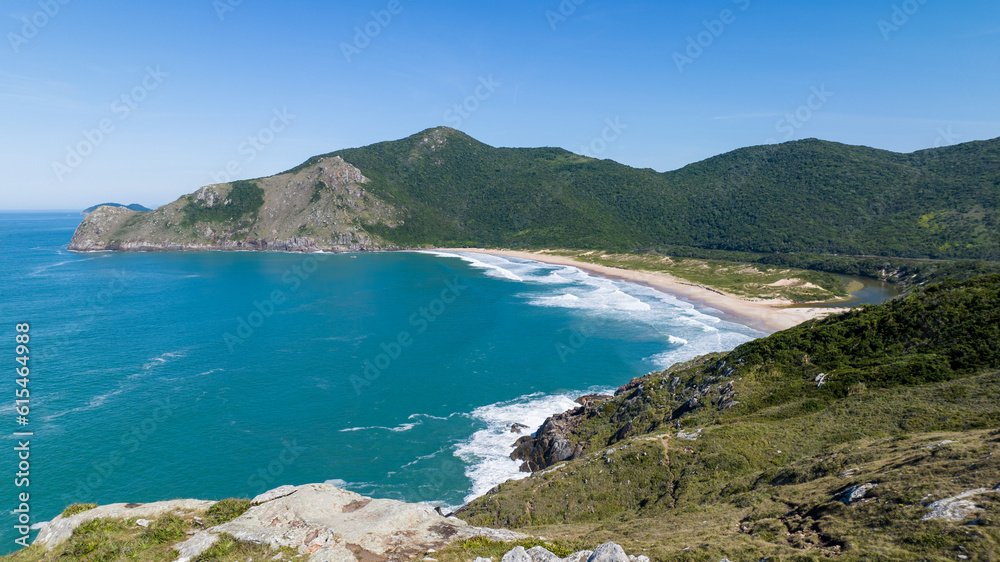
[2,0,999,210]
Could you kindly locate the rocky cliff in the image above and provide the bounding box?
[509,395,609,472]
[68,155,400,252]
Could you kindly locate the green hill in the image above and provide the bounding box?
[455,274,1000,560]
[70,127,1000,261]
[319,128,1000,259]
[80,203,151,214]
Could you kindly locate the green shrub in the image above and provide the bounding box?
[205,498,251,526]
[61,503,98,517]
[182,181,264,225]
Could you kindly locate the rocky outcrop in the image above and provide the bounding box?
[921,486,1000,521]
[509,395,610,472]
[32,498,215,548]
[489,542,649,562]
[68,156,402,253]
[33,483,525,561]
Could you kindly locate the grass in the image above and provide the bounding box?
[61,503,97,517]
[204,498,251,526]
[196,533,299,561]
[548,250,850,302]
[459,277,1000,560]
[433,536,591,562]
[2,505,299,562]
[460,372,1000,560]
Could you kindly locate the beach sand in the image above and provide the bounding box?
[435,248,849,333]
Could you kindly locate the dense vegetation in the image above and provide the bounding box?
[282,127,1000,260]
[180,180,264,226]
[81,203,151,213]
[458,275,1000,560]
[629,244,1000,292]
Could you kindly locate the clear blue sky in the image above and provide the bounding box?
[2,0,999,210]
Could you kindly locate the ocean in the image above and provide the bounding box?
[0,212,763,552]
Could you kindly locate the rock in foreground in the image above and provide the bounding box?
[492,542,649,562]
[33,483,525,561]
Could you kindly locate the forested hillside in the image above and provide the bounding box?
[313,128,1000,259]
[73,127,1000,262]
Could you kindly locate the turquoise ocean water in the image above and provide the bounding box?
[0,212,763,552]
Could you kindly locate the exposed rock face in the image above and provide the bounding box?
[33,483,526,561]
[921,487,999,521]
[68,156,401,253]
[834,483,878,505]
[489,542,647,562]
[508,395,613,473]
[184,483,524,560]
[509,358,748,475]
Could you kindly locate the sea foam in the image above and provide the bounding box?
[453,389,612,504]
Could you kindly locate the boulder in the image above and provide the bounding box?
[835,483,877,505]
[922,487,998,521]
[922,499,980,522]
[501,546,533,562]
[587,542,630,562]
[175,531,219,562]
[526,545,562,562]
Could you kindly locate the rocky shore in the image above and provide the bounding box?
[508,395,609,472]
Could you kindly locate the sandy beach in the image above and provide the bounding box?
[435,248,849,333]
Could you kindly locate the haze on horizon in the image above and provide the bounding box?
[2,0,999,210]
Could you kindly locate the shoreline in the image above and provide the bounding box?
[66,242,848,333]
[433,248,850,333]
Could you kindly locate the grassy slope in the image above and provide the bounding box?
[301,127,1000,260]
[548,250,852,302]
[458,275,1000,560]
